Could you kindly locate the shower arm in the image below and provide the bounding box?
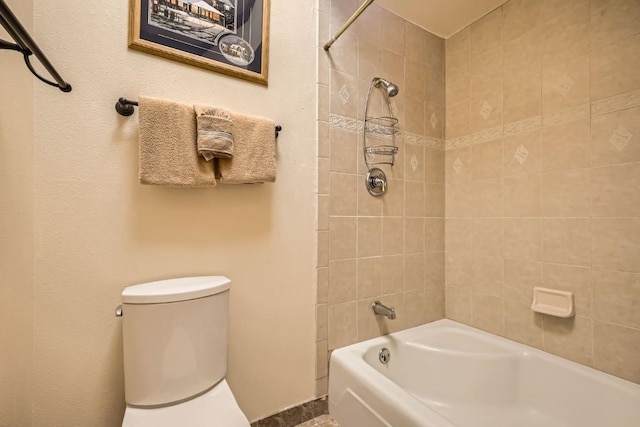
[324,0,375,50]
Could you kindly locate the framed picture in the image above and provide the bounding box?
[129,0,270,85]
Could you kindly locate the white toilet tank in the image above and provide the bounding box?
[121,276,231,407]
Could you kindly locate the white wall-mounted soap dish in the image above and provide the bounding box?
[531,287,575,318]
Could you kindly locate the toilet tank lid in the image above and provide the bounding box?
[122,276,231,304]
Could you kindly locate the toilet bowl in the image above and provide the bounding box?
[119,276,250,427]
[122,380,248,427]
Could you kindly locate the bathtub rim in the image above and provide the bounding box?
[329,318,640,427]
[331,319,640,394]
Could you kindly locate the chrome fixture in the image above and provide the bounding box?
[372,301,396,320]
[324,0,375,50]
[365,168,387,197]
[363,76,400,172]
[362,76,399,197]
[379,348,391,364]
[115,305,123,317]
[372,77,399,98]
[362,77,399,177]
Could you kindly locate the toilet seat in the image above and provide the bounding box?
[122,380,250,427]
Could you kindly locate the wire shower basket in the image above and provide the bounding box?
[363,80,399,166]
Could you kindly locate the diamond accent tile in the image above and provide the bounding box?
[609,126,632,151]
[411,154,419,172]
[453,157,464,175]
[480,102,493,120]
[430,112,438,129]
[514,144,529,164]
[339,85,349,105]
[554,74,574,97]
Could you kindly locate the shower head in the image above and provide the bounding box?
[373,77,399,97]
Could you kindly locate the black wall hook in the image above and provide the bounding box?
[115,98,282,138]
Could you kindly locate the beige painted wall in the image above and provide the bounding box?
[444,0,640,384]
[0,0,34,424]
[315,0,446,395]
[0,0,318,424]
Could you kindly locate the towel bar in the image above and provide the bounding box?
[115,98,282,138]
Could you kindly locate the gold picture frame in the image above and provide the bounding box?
[129,0,270,85]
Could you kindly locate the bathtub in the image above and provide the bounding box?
[329,319,640,427]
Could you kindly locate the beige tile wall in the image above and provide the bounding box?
[316,0,446,396]
[444,0,640,384]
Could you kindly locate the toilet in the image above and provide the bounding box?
[119,276,250,427]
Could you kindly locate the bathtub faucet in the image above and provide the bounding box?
[372,301,396,320]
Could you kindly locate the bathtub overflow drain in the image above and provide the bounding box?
[379,348,390,364]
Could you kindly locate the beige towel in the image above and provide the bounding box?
[194,105,234,161]
[138,96,216,186]
[217,113,277,184]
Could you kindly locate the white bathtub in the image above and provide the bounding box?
[329,319,640,427]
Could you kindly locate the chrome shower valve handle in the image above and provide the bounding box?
[366,168,387,196]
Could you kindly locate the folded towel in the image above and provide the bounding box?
[138,96,216,186]
[194,105,234,161]
[217,112,277,184]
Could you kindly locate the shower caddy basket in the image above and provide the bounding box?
[363,80,399,167]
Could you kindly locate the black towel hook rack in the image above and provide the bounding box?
[0,0,72,92]
[115,98,282,139]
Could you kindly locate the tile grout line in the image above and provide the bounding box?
[587,0,596,366]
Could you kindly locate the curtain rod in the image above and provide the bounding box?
[0,0,72,92]
[324,0,375,51]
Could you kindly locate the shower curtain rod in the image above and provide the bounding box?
[0,0,72,92]
[324,0,375,51]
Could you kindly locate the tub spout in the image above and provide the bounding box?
[372,301,396,319]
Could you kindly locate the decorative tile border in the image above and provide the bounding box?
[543,103,590,127]
[445,134,474,150]
[332,87,640,152]
[250,397,328,427]
[445,103,594,150]
[472,126,503,144]
[401,131,422,146]
[591,88,640,117]
[423,135,446,150]
[328,114,358,134]
[503,116,542,137]
[400,131,445,150]
[329,113,444,150]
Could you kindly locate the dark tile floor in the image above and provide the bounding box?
[250,397,331,427]
[294,414,339,427]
